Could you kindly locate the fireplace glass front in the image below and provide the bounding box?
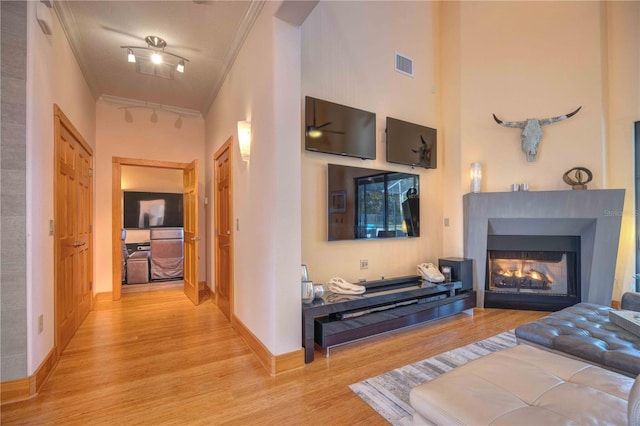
[485,235,580,311]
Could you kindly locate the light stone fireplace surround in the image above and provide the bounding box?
[463,189,625,308]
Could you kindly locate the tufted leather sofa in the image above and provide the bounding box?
[515,292,640,377]
[410,344,639,425]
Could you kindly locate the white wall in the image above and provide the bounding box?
[204,1,302,355]
[26,2,96,374]
[94,101,206,293]
[301,1,443,284]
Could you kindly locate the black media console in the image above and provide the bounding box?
[302,276,476,363]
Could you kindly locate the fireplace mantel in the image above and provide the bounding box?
[463,189,625,308]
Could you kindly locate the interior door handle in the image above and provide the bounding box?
[223,243,230,247]
[191,237,201,242]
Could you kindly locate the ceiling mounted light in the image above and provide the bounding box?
[174,116,183,129]
[121,35,189,76]
[150,109,158,123]
[124,108,133,123]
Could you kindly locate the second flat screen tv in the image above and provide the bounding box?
[305,96,376,160]
[386,117,437,169]
[123,191,183,229]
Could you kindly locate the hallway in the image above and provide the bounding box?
[1,283,545,425]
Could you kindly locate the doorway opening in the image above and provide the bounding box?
[111,157,200,304]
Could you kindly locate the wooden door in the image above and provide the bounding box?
[183,160,199,305]
[214,140,233,319]
[54,105,93,354]
[76,141,92,321]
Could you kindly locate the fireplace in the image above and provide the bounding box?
[463,190,624,309]
[485,235,580,311]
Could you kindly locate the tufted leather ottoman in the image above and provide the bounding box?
[515,301,640,377]
[410,344,639,425]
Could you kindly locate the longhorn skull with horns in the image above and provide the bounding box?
[492,106,582,162]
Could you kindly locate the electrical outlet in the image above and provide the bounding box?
[38,315,44,334]
[360,259,368,270]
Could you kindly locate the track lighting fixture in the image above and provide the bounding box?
[121,35,189,75]
[118,104,191,128]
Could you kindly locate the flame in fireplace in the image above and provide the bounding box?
[493,266,553,290]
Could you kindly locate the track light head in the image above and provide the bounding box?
[150,110,158,123]
[127,48,136,63]
[124,108,133,123]
[174,116,183,129]
[151,52,163,65]
[176,60,185,73]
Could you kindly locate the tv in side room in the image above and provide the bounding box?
[386,117,437,169]
[305,96,376,160]
[123,191,183,229]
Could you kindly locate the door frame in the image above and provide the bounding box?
[214,138,234,319]
[111,157,189,300]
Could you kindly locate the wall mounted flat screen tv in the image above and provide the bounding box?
[327,164,419,241]
[386,117,437,169]
[123,191,183,229]
[305,96,376,160]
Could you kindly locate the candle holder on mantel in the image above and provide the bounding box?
[470,162,482,193]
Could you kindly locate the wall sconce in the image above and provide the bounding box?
[237,121,251,162]
[470,162,482,193]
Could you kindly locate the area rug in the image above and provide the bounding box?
[349,330,517,425]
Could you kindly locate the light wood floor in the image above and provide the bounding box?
[1,283,546,425]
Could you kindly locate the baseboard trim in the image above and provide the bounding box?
[95,291,113,303]
[231,315,304,376]
[1,347,58,405]
[200,281,213,301]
